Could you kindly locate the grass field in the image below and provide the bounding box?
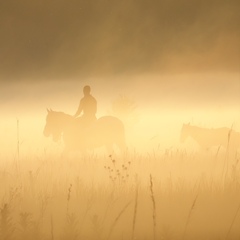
[1,143,240,240]
[1,75,240,239]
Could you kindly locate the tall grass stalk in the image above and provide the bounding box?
[63,213,79,240]
[107,201,131,240]
[149,174,157,240]
[0,203,14,240]
[15,118,20,175]
[51,215,54,240]
[214,145,221,161]
[131,177,139,240]
[67,184,72,215]
[222,126,233,184]
[17,118,20,160]
[19,211,32,239]
[182,193,198,240]
[78,199,93,237]
[225,202,240,240]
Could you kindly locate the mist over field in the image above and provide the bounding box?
[1,74,240,239]
[1,0,240,239]
[1,73,239,156]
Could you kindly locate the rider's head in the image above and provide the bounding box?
[83,85,91,96]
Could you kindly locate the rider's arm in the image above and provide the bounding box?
[74,99,83,117]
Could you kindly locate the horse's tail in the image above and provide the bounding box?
[97,116,126,151]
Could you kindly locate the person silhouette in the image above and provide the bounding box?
[73,85,97,127]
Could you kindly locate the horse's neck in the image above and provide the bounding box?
[58,112,73,127]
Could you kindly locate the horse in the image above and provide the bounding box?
[180,123,240,152]
[43,109,126,155]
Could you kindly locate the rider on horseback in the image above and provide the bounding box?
[73,85,97,127]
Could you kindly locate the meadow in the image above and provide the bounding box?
[1,139,240,240]
[1,75,240,239]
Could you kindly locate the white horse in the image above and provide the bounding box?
[180,123,240,152]
[43,109,126,154]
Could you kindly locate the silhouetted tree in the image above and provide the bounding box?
[110,95,139,130]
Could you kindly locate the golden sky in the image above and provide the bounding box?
[0,0,239,81]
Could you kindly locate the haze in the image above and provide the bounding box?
[1,73,239,155]
[0,0,239,80]
[1,0,240,239]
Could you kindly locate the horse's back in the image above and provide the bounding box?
[182,123,240,150]
[94,116,126,149]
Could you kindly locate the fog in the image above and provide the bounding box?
[1,73,240,156]
[1,0,239,79]
[1,74,240,239]
[1,0,240,239]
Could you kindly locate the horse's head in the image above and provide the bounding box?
[43,109,63,142]
[180,123,190,143]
